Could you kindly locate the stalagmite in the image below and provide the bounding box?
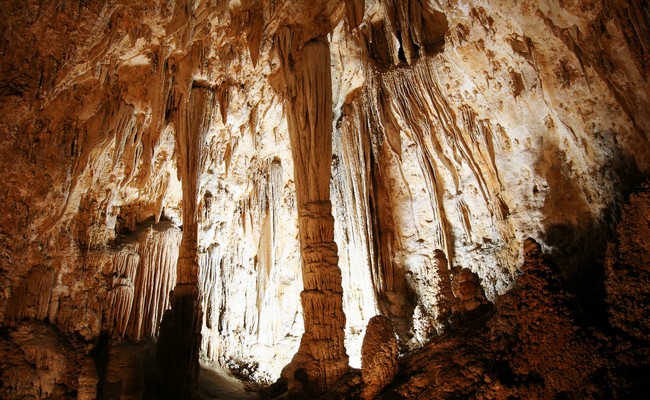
[432,250,454,332]
[77,357,99,400]
[360,315,399,400]
[276,30,349,393]
[449,267,493,326]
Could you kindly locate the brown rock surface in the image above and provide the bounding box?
[357,238,601,399]
[361,315,399,400]
[0,0,649,398]
[604,181,650,397]
[0,321,82,399]
[276,31,349,394]
[449,267,494,326]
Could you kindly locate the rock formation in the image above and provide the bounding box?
[156,78,215,399]
[0,322,82,399]
[0,0,649,398]
[366,238,603,399]
[449,267,494,326]
[604,182,650,397]
[432,250,454,332]
[276,30,349,394]
[360,315,399,400]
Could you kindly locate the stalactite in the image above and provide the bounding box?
[332,96,380,367]
[198,152,304,382]
[2,0,650,397]
[126,223,181,341]
[344,0,365,29]
[200,245,220,334]
[7,265,56,324]
[276,29,349,393]
[359,0,448,69]
[339,86,425,346]
[105,248,138,339]
[102,222,181,342]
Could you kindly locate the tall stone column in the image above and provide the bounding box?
[276,29,349,394]
[156,84,212,399]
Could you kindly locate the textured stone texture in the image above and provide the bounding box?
[0,321,82,399]
[449,267,494,327]
[360,315,399,400]
[0,0,648,398]
[362,239,603,399]
[604,182,650,397]
[276,33,349,394]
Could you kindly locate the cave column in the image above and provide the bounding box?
[156,75,212,399]
[278,28,349,393]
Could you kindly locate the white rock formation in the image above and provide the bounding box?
[0,0,648,395]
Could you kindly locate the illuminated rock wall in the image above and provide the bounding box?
[0,0,648,396]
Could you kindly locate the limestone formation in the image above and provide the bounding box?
[276,31,349,394]
[6,265,56,324]
[103,221,181,342]
[432,250,454,332]
[0,322,81,399]
[0,0,649,398]
[77,357,99,400]
[156,82,215,399]
[360,315,399,400]
[604,182,650,397]
[450,267,494,326]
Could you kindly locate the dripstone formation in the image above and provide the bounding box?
[360,315,399,400]
[1,0,648,399]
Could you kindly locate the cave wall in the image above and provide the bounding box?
[0,0,648,394]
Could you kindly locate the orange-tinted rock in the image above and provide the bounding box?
[605,182,650,397]
[276,31,349,394]
[360,315,399,400]
[0,0,649,398]
[449,267,494,326]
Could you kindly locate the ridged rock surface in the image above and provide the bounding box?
[0,0,648,397]
[361,315,399,400]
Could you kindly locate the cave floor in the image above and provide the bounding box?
[199,361,258,400]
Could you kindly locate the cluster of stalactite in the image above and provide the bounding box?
[104,223,181,341]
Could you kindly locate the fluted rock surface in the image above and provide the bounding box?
[275,30,350,393]
[0,0,648,397]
